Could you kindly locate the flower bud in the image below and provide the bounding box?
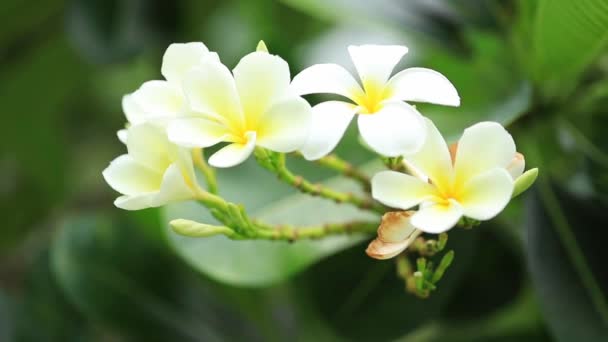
[366,211,422,260]
[507,152,525,180]
[170,219,235,238]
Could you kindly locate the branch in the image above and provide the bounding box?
[293,152,371,191]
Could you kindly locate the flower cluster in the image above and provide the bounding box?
[103,40,537,264]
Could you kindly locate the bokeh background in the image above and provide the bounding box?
[2,0,608,341]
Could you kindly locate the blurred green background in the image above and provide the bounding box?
[2,0,608,341]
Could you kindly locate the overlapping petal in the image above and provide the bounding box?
[459,168,513,220]
[256,97,311,153]
[386,67,460,106]
[348,45,408,85]
[208,132,257,168]
[167,117,231,148]
[161,42,212,84]
[454,121,516,182]
[411,199,463,233]
[357,101,426,156]
[299,101,356,160]
[372,171,438,210]
[131,80,184,119]
[103,155,162,196]
[290,63,363,99]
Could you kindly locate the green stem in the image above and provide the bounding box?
[260,150,385,214]
[294,152,371,191]
[192,149,218,194]
[252,221,378,241]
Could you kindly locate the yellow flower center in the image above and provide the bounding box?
[350,79,393,114]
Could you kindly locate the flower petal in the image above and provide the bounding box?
[153,163,196,205]
[366,230,422,260]
[122,94,146,125]
[386,67,460,106]
[459,167,513,220]
[376,211,416,243]
[114,194,152,211]
[103,155,162,196]
[184,60,243,128]
[411,199,463,233]
[507,152,525,179]
[403,117,453,189]
[167,117,230,148]
[161,42,211,84]
[126,123,171,170]
[208,132,257,168]
[348,44,408,85]
[256,97,312,153]
[117,129,128,144]
[371,171,437,210]
[299,101,356,160]
[290,63,363,99]
[131,80,183,118]
[234,51,291,124]
[358,101,426,156]
[454,121,516,182]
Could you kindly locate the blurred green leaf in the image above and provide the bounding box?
[297,228,476,341]
[15,250,90,341]
[525,181,608,341]
[164,159,381,287]
[0,290,13,342]
[51,213,263,341]
[529,0,608,97]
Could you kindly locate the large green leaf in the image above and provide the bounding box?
[164,159,381,287]
[51,213,264,341]
[525,182,608,341]
[530,0,608,97]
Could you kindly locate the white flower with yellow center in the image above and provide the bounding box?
[372,120,516,233]
[103,123,198,210]
[117,42,218,142]
[166,47,312,168]
[290,44,460,159]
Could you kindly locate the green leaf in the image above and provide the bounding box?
[530,0,608,97]
[525,181,608,341]
[51,213,263,341]
[164,159,381,287]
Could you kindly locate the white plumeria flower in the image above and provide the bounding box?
[166,48,312,168]
[103,123,198,210]
[372,120,516,233]
[117,42,218,143]
[290,44,460,160]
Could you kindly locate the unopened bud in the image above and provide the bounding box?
[256,40,269,53]
[170,219,235,238]
[507,152,525,179]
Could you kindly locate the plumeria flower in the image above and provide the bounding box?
[117,42,218,142]
[372,120,517,234]
[290,44,460,160]
[103,123,198,210]
[366,211,422,260]
[166,44,312,168]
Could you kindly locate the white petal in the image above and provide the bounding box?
[103,155,162,196]
[117,129,128,144]
[386,67,460,106]
[167,117,230,148]
[371,171,438,210]
[459,168,513,220]
[290,63,363,99]
[153,163,196,206]
[348,44,408,85]
[234,51,291,123]
[454,121,516,182]
[208,132,257,168]
[161,42,210,84]
[122,94,146,125]
[403,118,453,189]
[411,199,463,233]
[114,194,153,211]
[126,123,171,170]
[507,152,525,180]
[184,61,243,128]
[256,97,312,153]
[358,101,426,156]
[299,101,356,160]
[131,80,183,118]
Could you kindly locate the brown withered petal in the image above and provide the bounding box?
[377,211,416,243]
[366,229,422,260]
